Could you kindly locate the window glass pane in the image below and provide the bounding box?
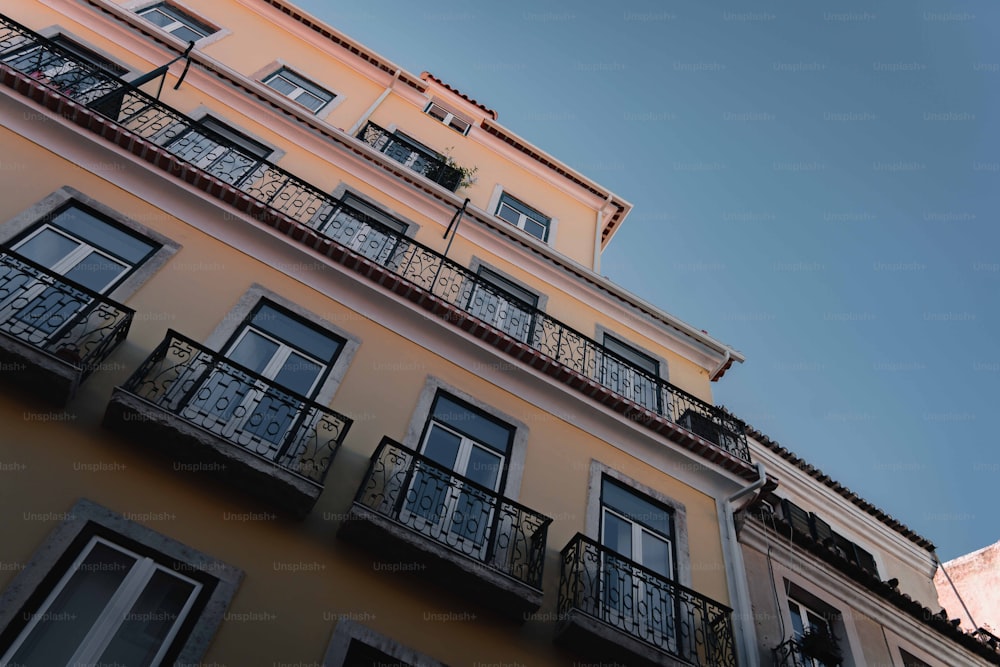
[431,395,512,453]
[142,9,174,28]
[266,75,296,96]
[250,303,343,363]
[604,335,659,375]
[602,511,632,559]
[422,424,461,469]
[272,350,322,396]
[297,91,325,112]
[170,25,204,42]
[789,601,806,638]
[641,530,671,577]
[62,250,127,292]
[602,478,672,537]
[97,568,197,667]
[51,206,157,264]
[465,445,502,490]
[7,541,136,667]
[478,268,537,307]
[198,118,270,160]
[13,227,80,268]
[340,194,407,234]
[522,217,547,240]
[496,204,520,226]
[227,330,279,375]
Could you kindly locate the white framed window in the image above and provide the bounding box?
[495,193,551,242]
[403,392,515,555]
[263,68,334,113]
[787,596,843,667]
[178,299,347,458]
[313,192,408,266]
[2,202,160,343]
[425,102,471,135]
[138,3,216,42]
[466,267,538,343]
[165,115,272,186]
[602,333,662,413]
[1,537,201,666]
[599,475,678,651]
[0,500,241,667]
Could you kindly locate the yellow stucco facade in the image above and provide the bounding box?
[0,2,757,665]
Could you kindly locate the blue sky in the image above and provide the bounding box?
[295,0,999,561]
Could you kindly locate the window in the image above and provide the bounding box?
[466,267,538,343]
[405,393,515,553]
[425,102,471,135]
[899,648,934,667]
[313,192,408,265]
[602,334,661,413]
[180,300,346,458]
[165,116,271,186]
[2,203,158,340]
[138,3,216,42]
[1,35,126,102]
[323,620,444,667]
[1,537,201,666]
[788,598,841,667]
[600,476,677,650]
[0,499,240,667]
[263,68,334,113]
[495,193,550,242]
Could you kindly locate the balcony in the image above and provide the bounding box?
[556,534,736,667]
[103,330,353,516]
[0,15,752,470]
[339,437,550,619]
[356,121,464,192]
[0,249,133,405]
[773,638,843,667]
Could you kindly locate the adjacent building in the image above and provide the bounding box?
[741,428,1000,666]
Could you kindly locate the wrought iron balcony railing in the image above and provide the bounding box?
[558,533,736,667]
[356,121,464,191]
[773,637,843,667]
[0,249,134,375]
[353,436,551,589]
[0,15,750,463]
[118,330,352,485]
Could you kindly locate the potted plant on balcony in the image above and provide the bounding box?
[798,629,843,666]
[443,147,479,190]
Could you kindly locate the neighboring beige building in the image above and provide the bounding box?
[0,2,760,665]
[935,540,1000,637]
[740,428,1000,667]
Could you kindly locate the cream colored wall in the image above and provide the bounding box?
[0,129,728,663]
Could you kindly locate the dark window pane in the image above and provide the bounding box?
[50,206,157,265]
[431,395,512,453]
[250,303,343,363]
[602,477,672,537]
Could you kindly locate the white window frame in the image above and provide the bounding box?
[494,192,551,242]
[467,266,539,343]
[263,68,334,113]
[425,102,471,135]
[1,536,201,667]
[137,3,216,41]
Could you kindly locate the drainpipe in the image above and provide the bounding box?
[347,69,401,136]
[718,461,767,667]
[593,195,614,273]
[710,349,732,382]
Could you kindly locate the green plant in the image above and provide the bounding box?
[443,148,478,189]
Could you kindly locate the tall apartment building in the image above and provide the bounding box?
[0,2,762,665]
